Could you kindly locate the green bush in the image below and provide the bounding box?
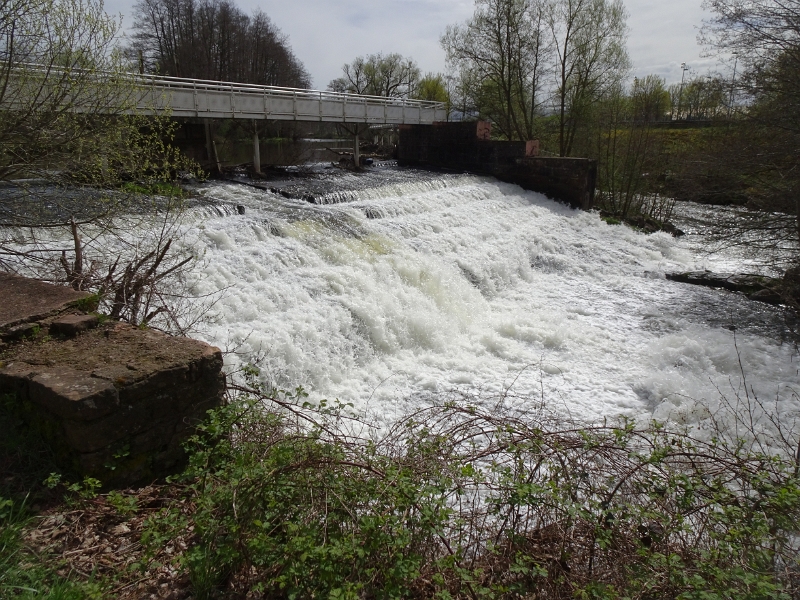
[142,388,800,599]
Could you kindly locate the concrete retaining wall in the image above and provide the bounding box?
[398,121,596,210]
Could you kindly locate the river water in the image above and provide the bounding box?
[169,167,799,436]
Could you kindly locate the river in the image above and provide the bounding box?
[166,166,800,437]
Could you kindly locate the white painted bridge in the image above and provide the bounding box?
[136,74,448,125]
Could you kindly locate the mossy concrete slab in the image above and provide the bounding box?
[0,272,89,331]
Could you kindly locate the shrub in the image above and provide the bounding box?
[142,386,800,599]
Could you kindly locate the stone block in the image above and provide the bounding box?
[1,320,225,487]
[29,366,120,421]
[50,314,99,337]
[0,272,89,331]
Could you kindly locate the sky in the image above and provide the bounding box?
[107,0,724,90]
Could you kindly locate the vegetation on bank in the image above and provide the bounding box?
[2,379,799,599]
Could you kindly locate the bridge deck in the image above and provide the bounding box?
[136,75,448,124]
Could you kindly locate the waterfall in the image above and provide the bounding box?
[172,172,799,433]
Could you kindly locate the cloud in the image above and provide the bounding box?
[108,0,727,89]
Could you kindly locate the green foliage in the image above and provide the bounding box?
[415,73,450,104]
[329,53,420,98]
[145,393,454,599]
[106,491,138,516]
[142,393,800,599]
[68,294,100,313]
[120,181,187,198]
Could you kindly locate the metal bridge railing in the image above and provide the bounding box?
[3,64,448,124]
[133,73,448,124]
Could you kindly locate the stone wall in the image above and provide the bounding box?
[398,121,596,210]
[0,273,225,487]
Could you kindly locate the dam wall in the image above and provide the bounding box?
[398,121,597,210]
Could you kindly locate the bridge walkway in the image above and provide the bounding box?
[135,74,448,125]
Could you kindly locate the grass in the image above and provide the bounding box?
[0,403,109,598]
[0,499,107,599]
[119,181,187,198]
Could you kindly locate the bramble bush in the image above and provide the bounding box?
[141,381,800,599]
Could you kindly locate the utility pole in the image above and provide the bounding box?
[677,62,689,121]
[728,53,738,119]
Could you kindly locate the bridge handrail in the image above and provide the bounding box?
[6,63,446,111]
[135,73,444,109]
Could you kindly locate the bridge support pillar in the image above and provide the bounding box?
[353,133,360,168]
[204,119,213,161]
[253,121,261,175]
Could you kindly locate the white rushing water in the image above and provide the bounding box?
[174,172,799,434]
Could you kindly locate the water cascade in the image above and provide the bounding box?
[177,171,799,432]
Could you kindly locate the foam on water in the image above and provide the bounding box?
[177,175,800,431]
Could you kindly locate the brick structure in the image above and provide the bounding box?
[398,121,596,210]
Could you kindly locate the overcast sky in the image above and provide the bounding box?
[108,0,722,89]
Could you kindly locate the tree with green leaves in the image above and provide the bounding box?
[1,0,127,183]
[415,72,450,104]
[548,0,629,156]
[1,0,205,332]
[441,0,629,152]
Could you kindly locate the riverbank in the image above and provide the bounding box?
[3,387,799,599]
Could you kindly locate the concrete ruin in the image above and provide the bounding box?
[0,272,225,486]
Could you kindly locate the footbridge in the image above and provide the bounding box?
[132,74,447,171]
[135,74,448,125]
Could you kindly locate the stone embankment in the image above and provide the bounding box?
[0,272,225,487]
[398,121,597,210]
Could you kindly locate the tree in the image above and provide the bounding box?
[631,74,670,122]
[548,0,629,156]
[694,0,800,269]
[415,72,450,103]
[441,0,551,141]
[1,0,205,332]
[441,0,629,150]
[0,0,126,182]
[328,53,420,98]
[129,0,310,88]
[595,78,672,221]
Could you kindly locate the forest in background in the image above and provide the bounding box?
[128,0,310,87]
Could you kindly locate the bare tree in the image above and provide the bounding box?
[129,0,310,88]
[690,0,800,269]
[442,0,551,141]
[328,53,420,98]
